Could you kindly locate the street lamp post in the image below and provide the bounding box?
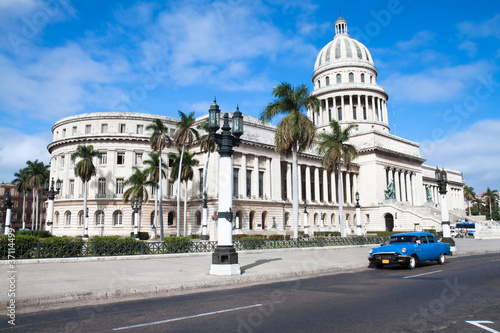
[208,99,243,276]
[201,191,209,240]
[435,168,456,252]
[44,178,61,235]
[4,190,13,235]
[355,191,362,236]
[131,197,143,239]
[303,200,309,237]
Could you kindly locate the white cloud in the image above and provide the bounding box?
[0,128,52,183]
[395,31,436,51]
[458,13,500,39]
[420,119,500,192]
[458,40,478,58]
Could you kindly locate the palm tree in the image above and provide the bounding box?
[146,119,172,241]
[25,160,49,230]
[71,145,101,238]
[123,167,155,203]
[12,167,31,229]
[463,185,476,216]
[482,187,499,220]
[143,152,168,236]
[172,111,199,236]
[260,82,319,239]
[168,149,199,236]
[196,119,217,238]
[317,120,357,237]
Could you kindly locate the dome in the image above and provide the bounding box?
[314,16,375,74]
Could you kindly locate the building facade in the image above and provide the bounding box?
[47,15,466,238]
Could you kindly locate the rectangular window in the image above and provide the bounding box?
[98,178,106,195]
[60,156,65,168]
[101,124,108,133]
[135,152,143,165]
[136,125,144,134]
[85,124,91,134]
[72,126,77,135]
[363,107,367,120]
[99,152,107,165]
[258,171,264,198]
[117,152,125,165]
[328,108,332,122]
[116,178,124,194]
[119,124,126,133]
[69,179,75,196]
[233,168,239,198]
[168,181,174,198]
[246,170,252,197]
[199,169,204,194]
[353,106,357,120]
[62,128,66,137]
[338,107,343,121]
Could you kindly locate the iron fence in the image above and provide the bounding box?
[1,236,388,260]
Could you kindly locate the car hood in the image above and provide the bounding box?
[370,243,415,255]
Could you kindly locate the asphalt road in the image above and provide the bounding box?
[2,253,500,333]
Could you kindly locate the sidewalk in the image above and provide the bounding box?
[2,238,499,313]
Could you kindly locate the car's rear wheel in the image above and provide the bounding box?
[437,253,445,265]
[407,256,417,269]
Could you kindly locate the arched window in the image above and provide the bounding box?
[317,80,321,88]
[65,211,71,225]
[331,213,335,225]
[168,212,174,226]
[325,76,330,85]
[249,211,255,230]
[150,211,155,226]
[261,211,267,229]
[96,211,104,226]
[235,211,242,229]
[195,211,201,226]
[55,212,59,226]
[78,210,84,226]
[361,73,365,82]
[285,212,290,226]
[349,72,354,82]
[113,211,123,226]
[336,74,342,83]
[370,76,373,83]
[314,213,319,225]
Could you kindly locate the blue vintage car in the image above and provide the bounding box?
[368,232,451,269]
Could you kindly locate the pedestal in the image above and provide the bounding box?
[210,246,241,275]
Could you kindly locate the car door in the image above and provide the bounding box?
[426,235,442,260]
[416,235,432,261]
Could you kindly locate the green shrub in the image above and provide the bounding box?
[189,234,200,239]
[130,232,150,240]
[15,230,52,238]
[373,231,399,237]
[268,235,290,240]
[314,231,341,237]
[89,236,141,256]
[39,236,84,258]
[238,236,266,249]
[163,236,191,253]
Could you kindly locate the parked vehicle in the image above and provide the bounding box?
[368,232,451,269]
[455,222,475,237]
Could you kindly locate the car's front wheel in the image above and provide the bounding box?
[437,253,445,265]
[407,256,417,269]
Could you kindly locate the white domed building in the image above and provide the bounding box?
[47,15,466,238]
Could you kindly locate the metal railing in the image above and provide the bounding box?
[1,236,388,260]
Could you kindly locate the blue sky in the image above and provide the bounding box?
[0,0,499,194]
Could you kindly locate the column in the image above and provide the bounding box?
[331,171,336,203]
[345,172,352,204]
[340,95,345,121]
[353,173,358,197]
[323,169,329,203]
[364,95,369,120]
[378,98,382,121]
[286,163,292,201]
[348,95,353,120]
[252,155,259,198]
[394,169,400,202]
[314,167,320,202]
[265,157,271,199]
[411,173,417,205]
[298,164,302,202]
[305,166,311,202]
[240,154,246,198]
[401,171,407,202]
[333,97,337,120]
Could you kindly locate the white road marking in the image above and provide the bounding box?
[403,270,443,279]
[491,259,500,262]
[113,303,263,331]
[466,321,499,333]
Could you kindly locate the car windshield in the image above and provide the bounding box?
[390,236,418,244]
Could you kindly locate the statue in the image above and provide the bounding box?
[426,185,432,203]
[384,180,395,200]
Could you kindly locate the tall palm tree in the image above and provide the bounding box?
[317,120,357,237]
[172,111,199,236]
[12,167,31,230]
[71,145,101,238]
[482,187,499,220]
[143,152,168,236]
[146,118,172,241]
[168,149,199,236]
[260,82,319,239]
[25,160,49,230]
[123,167,155,203]
[196,119,217,238]
[463,185,476,216]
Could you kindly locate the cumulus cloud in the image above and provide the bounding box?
[458,13,500,39]
[420,119,500,192]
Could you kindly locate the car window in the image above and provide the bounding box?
[428,236,436,243]
[419,236,428,243]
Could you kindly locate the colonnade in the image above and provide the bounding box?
[386,167,417,205]
[312,94,388,126]
[424,184,464,210]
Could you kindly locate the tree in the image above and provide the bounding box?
[196,119,217,238]
[25,160,49,230]
[143,152,168,236]
[123,167,155,203]
[146,119,172,241]
[168,149,199,236]
[12,167,31,229]
[463,185,476,216]
[317,120,357,237]
[71,145,101,238]
[482,187,499,221]
[260,82,319,239]
[172,111,199,236]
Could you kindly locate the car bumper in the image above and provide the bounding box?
[369,254,411,265]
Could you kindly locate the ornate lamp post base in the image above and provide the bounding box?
[210,245,240,275]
